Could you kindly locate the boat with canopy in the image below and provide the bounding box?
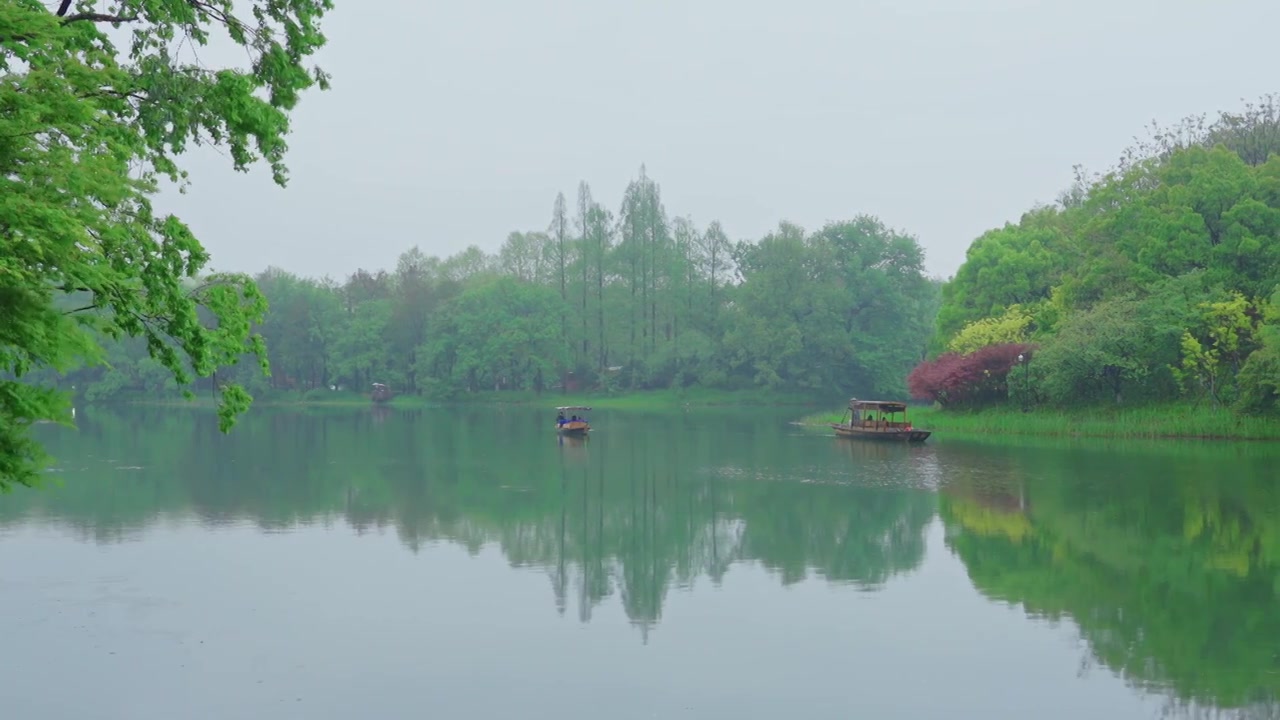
[555,406,592,435]
[830,398,931,443]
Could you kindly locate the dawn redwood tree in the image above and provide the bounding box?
[0,0,334,488]
[549,192,570,357]
[574,181,593,365]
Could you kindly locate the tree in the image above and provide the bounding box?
[1173,292,1260,406]
[254,268,340,391]
[441,246,495,283]
[723,223,835,390]
[0,0,332,488]
[721,218,933,397]
[812,216,935,396]
[1035,299,1161,406]
[423,277,566,394]
[907,343,1033,408]
[948,305,1035,355]
[929,95,1280,416]
[549,192,570,359]
[618,174,645,383]
[498,232,545,282]
[935,208,1071,345]
[22,150,945,413]
[699,220,731,337]
[1117,93,1280,170]
[388,247,439,394]
[1236,288,1280,415]
[574,182,592,365]
[586,201,613,373]
[669,216,700,374]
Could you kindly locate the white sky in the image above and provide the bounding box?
[159,0,1280,280]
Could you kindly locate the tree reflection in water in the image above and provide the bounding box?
[10,407,1280,715]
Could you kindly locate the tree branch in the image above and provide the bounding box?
[62,13,140,25]
[0,3,142,42]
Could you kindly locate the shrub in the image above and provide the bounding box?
[907,343,1034,408]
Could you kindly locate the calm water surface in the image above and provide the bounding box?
[2,406,1278,719]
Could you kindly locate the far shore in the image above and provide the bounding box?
[79,391,1280,441]
[103,387,827,412]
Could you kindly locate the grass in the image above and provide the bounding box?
[796,403,1280,441]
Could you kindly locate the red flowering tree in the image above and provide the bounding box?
[907,343,1034,408]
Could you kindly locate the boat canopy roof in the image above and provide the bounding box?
[556,406,592,411]
[848,399,908,413]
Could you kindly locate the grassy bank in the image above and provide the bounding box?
[117,387,823,412]
[796,403,1280,441]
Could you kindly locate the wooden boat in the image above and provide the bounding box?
[830,398,931,443]
[555,406,592,435]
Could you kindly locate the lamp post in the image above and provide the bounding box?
[1017,353,1030,412]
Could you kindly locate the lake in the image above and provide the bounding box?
[2,406,1278,719]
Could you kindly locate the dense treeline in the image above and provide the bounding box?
[32,167,941,403]
[914,95,1280,416]
[25,86,1280,419]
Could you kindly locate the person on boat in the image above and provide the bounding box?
[557,412,566,426]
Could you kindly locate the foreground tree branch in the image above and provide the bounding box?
[0,0,334,489]
[61,13,140,25]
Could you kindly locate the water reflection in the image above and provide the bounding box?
[4,407,1280,715]
[934,438,1280,717]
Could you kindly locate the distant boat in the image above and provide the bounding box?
[371,383,392,404]
[830,398,931,443]
[554,406,591,436]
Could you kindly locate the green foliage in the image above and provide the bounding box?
[934,206,1073,344]
[929,94,1280,420]
[1034,299,1157,406]
[947,304,1035,354]
[50,168,939,412]
[1172,292,1259,406]
[423,277,567,394]
[1,1,332,487]
[1236,288,1280,415]
[725,217,935,397]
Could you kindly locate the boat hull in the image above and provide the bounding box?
[556,422,590,436]
[830,423,931,443]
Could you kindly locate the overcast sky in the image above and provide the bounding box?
[160,0,1280,281]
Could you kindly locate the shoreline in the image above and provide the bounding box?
[84,392,1280,441]
[107,388,826,412]
[793,405,1280,441]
